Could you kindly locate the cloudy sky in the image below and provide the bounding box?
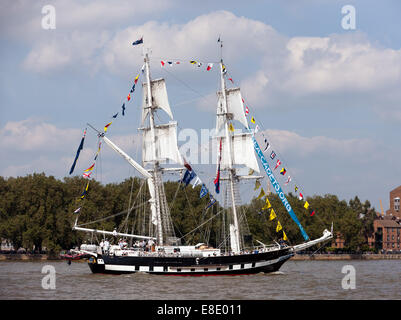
[0,0,400,213]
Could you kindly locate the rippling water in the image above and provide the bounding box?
[0,259,400,300]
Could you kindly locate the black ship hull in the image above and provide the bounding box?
[87,247,293,275]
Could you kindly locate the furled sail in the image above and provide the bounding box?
[141,121,183,165]
[147,178,158,226]
[216,88,248,132]
[218,132,260,173]
[141,78,173,124]
[229,224,240,253]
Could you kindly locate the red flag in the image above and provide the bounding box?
[214,139,222,194]
[161,61,165,67]
[310,210,316,216]
[127,93,131,101]
[228,78,233,83]
[206,63,213,71]
[274,160,281,170]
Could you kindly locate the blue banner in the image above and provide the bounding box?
[251,134,309,241]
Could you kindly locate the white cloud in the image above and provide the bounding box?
[0,118,80,151]
[261,129,373,160]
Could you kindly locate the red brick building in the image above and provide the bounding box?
[386,185,401,219]
[368,217,401,252]
[368,185,401,252]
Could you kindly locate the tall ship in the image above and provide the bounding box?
[69,39,333,275]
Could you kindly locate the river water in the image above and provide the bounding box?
[0,259,400,300]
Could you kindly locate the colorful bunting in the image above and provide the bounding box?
[285,176,291,185]
[254,180,261,190]
[74,207,81,214]
[298,193,304,201]
[276,221,282,232]
[251,117,255,124]
[122,103,126,116]
[270,151,276,160]
[294,185,298,193]
[283,231,288,241]
[280,167,287,175]
[304,201,309,209]
[310,209,316,216]
[112,112,118,119]
[229,123,234,132]
[206,63,213,71]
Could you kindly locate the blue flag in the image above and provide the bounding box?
[132,37,143,46]
[200,184,208,198]
[69,129,86,174]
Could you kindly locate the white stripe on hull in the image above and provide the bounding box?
[103,254,292,273]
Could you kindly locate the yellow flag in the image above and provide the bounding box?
[269,209,276,221]
[276,220,282,232]
[254,180,261,190]
[256,188,265,200]
[304,201,309,209]
[229,123,234,132]
[251,117,256,124]
[262,203,270,210]
[283,231,288,241]
[265,197,272,209]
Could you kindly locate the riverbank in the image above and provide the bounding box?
[0,253,61,261]
[292,253,401,260]
[1,253,401,261]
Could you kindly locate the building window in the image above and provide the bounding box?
[395,197,400,212]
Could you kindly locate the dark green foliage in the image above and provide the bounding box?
[0,174,375,253]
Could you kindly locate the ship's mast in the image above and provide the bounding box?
[144,50,164,245]
[219,41,241,253]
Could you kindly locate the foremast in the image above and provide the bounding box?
[141,49,182,246]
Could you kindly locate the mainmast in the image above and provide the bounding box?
[218,41,241,253]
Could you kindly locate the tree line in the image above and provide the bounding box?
[0,173,377,254]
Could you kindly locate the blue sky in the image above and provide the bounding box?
[0,0,400,214]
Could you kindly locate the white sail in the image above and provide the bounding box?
[141,121,183,165]
[142,78,173,125]
[229,224,240,253]
[147,178,158,226]
[218,133,260,173]
[217,88,248,132]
